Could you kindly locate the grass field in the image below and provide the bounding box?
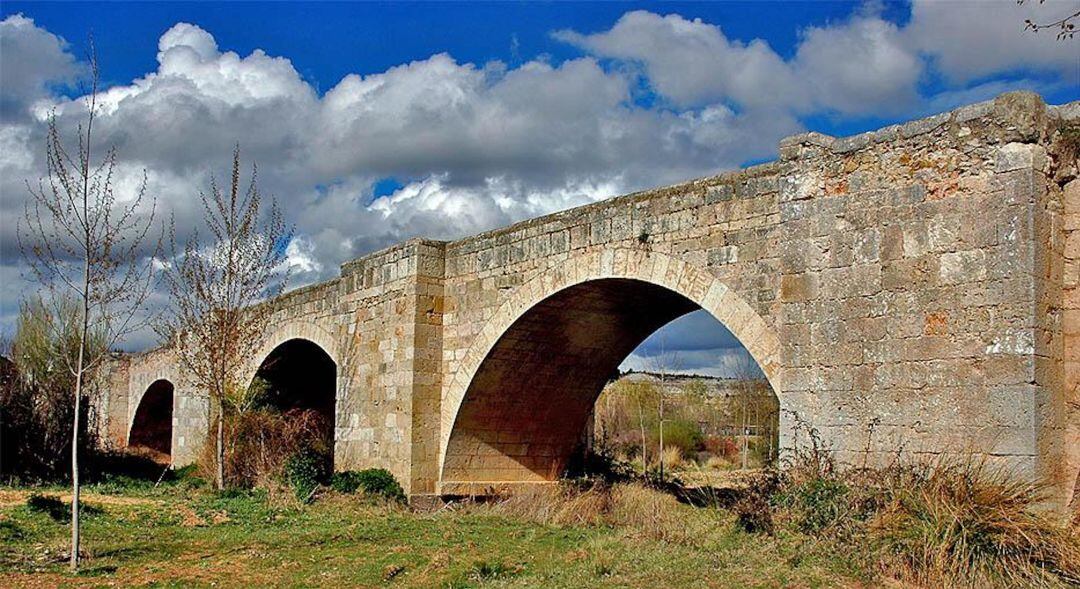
[0,478,866,588]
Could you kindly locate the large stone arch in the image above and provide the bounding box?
[437,248,781,489]
[127,357,180,442]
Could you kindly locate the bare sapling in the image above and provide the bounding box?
[19,46,160,571]
[157,145,291,490]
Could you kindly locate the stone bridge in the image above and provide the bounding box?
[97,93,1080,511]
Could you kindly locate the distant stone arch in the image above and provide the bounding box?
[438,248,780,490]
[128,379,174,460]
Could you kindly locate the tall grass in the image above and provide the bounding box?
[730,421,1080,588]
[872,461,1080,587]
[473,479,727,549]
[491,416,1080,587]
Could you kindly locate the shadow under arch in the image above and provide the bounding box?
[438,248,781,491]
[250,337,338,471]
[128,379,174,460]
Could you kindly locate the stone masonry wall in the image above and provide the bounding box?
[100,92,1078,510]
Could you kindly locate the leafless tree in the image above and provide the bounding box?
[647,335,682,482]
[157,145,291,490]
[1019,0,1079,39]
[725,353,776,469]
[19,48,159,570]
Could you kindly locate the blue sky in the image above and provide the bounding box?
[8,2,1075,138]
[0,1,1077,376]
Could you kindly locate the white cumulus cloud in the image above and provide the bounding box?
[0,6,1076,356]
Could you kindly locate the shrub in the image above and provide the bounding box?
[355,468,406,502]
[658,418,704,455]
[704,436,739,460]
[660,445,684,471]
[732,469,783,534]
[0,298,105,482]
[872,460,1080,587]
[330,469,406,503]
[329,470,364,494]
[283,447,327,503]
[704,455,733,470]
[200,407,329,489]
[734,416,1080,587]
[778,476,851,534]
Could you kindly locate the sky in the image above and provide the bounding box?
[0,1,1077,377]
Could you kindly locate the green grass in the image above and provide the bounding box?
[0,481,862,588]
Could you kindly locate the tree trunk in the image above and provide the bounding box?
[638,400,647,473]
[741,401,749,470]
[216,408,225,490]
[70,252,91,572]
[70,372,82,571]
[658,397,665,482]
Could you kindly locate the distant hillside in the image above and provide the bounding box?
[614,370,772,400]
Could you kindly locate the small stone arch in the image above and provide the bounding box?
[437,247,781,485]
[128,379,175,460]
[245,325,341,472]
[242,321,342,390]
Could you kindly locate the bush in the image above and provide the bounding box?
[660,445,684,471]
[872,461,1080,587]
[703,436,739,460]
[731,417,1080,587]
[732,469,783,534]
[657,418,703,455]
[331,468,406,503]
[283,447,327,503]
[778,476,851,534]
[0,297,110,482]
[201,407,329,489]
[329,470,364,494]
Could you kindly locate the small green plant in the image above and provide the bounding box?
[329,470,363,494]
[283,448,326,503]
[469,559,520,581]
[779,477,850,534]
[331,468,406,503]
[0,520,24,542]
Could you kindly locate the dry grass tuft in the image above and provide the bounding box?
[488,483,612,527]
[660,446,684,471]
[477,480,725,548]
[609,482,703,545]
[734,421,1080,588]
[871,460,1080,588]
